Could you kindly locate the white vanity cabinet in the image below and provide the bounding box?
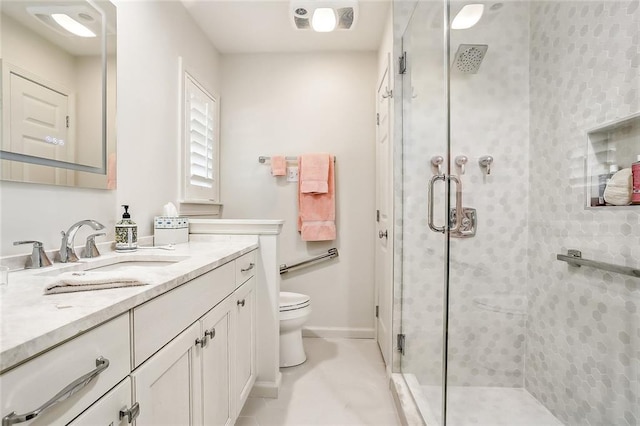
[67,378,138,426]
[233,276,256,412]
[130,250,257,425]
[0,313,131,426]
[130,322,202,426]
[0,248,260,426]
[201,297,233,426]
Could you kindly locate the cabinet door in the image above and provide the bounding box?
[234,277,256,410]
[67,378,136,426]
[201,298,233,426]
[131,322,201,426]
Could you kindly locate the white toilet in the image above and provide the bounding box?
[279,292,312,367]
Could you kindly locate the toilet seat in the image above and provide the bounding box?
[280,292,311,312]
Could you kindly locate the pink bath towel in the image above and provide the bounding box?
[300,153,330,194]
[298,154,336,241]
[271,156,286,176]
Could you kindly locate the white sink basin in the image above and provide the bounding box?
[38,255,190,277]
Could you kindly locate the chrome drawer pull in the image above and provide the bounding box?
[237,299,246,307]
[240,263,255,273]
[119,402,140,424]
[2,357,110,426]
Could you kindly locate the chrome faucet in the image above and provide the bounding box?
[59,220,106,263]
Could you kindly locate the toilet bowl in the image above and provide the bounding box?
[279,292,311,367]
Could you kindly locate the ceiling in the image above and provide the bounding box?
[180,0,391,53]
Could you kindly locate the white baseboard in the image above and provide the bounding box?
[249,372,282,399]
[302,326,375,339]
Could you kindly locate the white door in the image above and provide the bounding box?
[132,322,201,426]
[375,56,393,367]
[8,72,72,184]
[201,298,233,426]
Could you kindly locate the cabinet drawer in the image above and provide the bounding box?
[0,314,130,426]
[235,251,256,288]
[68,377,134,426]
[133,262,235,367]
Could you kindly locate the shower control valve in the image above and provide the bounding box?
[455,155,468,175]
[479,155,494,175]
[431,155,444,176]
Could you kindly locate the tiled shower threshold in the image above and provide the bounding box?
[401,374,563,426]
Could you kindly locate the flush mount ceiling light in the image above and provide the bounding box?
[312,8,336,32]
[27,5,101,38]
[452,4,485,30]
[291,1,358,32]
[51,13,96,37]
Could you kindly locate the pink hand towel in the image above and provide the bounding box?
[300,153,330,194]
[271,156,286,176]
[298,154,336,241]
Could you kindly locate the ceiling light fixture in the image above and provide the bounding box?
[51,13,96,37]
[451,4,485,30]
[311,8,337,32]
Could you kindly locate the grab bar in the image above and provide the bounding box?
[280,248,339,275]
[556,250,640,279]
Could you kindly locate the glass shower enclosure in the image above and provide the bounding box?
[397,0,639,425]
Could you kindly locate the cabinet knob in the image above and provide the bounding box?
[195,336,207,348]
[237,299,246,307]
[119,402,140,424]
[205,328,215,339]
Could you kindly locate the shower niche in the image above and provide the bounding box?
[585,114,640,209]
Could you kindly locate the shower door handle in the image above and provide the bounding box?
[428,174,446,233]
[449,175,463,232]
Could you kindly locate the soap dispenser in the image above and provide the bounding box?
[115,205,137,252]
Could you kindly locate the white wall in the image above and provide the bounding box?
[0,1,221,255]
[220,53,378,336]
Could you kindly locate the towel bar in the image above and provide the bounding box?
[556,249,640,279]
[258,156,336,164]
[280,248,339,275]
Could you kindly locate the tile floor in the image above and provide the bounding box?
[237,337,401,425]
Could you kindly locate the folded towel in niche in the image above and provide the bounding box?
[44,271,148,295]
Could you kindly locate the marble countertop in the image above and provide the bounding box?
[0,234,259,373]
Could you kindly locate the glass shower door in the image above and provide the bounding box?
[444,0,534,423]
[399,1,449,424]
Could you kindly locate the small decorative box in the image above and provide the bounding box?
[154,216,189,245]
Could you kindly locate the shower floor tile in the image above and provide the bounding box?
[238,337,400,426]
[417,383,563,426]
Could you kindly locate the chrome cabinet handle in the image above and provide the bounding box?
[240,263,255,273]
[205,328,215,340]
[195,336,207,348]
[237,299,246,307]
[119,402,140,424]
[378,230,388,239]
[2,357,109,426]
[428,175,446,233]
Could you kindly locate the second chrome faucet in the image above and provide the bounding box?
[59,220,106,263]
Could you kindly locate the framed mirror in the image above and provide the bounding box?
[0,0,116,189]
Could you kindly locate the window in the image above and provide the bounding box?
[181,71,219,205]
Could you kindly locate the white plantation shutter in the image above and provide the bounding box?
[183,73,219,202]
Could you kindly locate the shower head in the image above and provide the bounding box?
[453,44,488,74]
